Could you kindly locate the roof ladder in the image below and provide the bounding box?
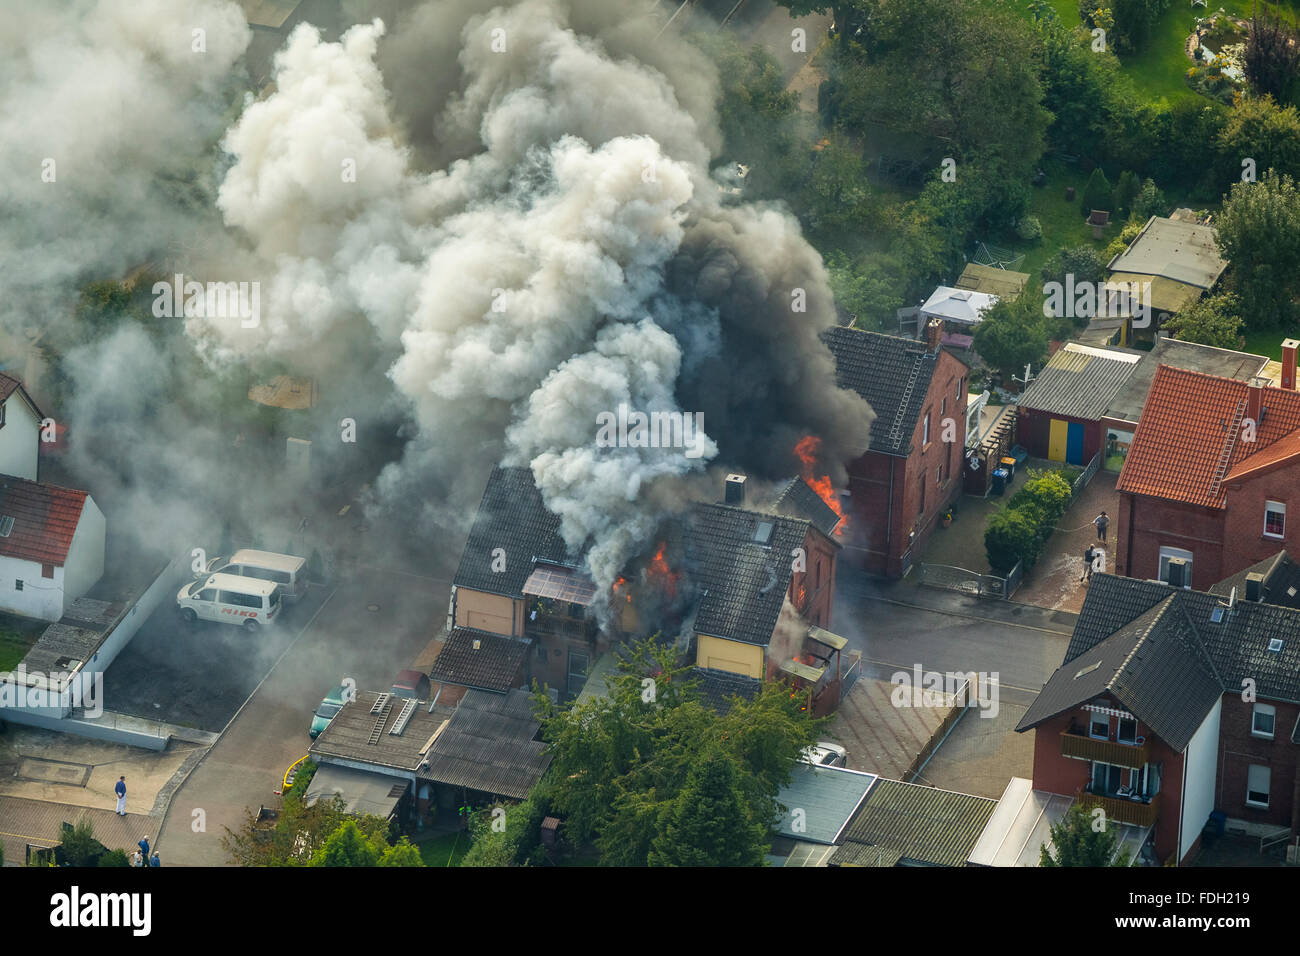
[1207,396,1249,502]
[887,354,927,450]
[369,693,390,714]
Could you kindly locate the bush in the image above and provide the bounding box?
[1016,216,1043,242]
[1131,178,1166,221]
[97,849,130,867]
[986,508,1042,574]
[1080,167,1113,215]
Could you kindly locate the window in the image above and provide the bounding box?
[1118,717,1137,745]
[536,644,547,663]
[13,579,22,592]
[1089,711,1110,739]
[957,377,963,402]
[41,564,54,579]
[1264,501,1286,538]
[1091,762,1122,795]
[0,401,6,428]
[1246,764,1271,808]
[219,590,260,608]
[941,397,947,416]
[0,516,13,538]
[197,589,217,602]
[923,411,931,445]
[1252,703,1276,739]
[1158,547,1194,588]
[936,466,942,486]
[918,475,926,517]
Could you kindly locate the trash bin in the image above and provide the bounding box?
[1208,810,1227,836]
[1000,456,1017,481]
[991,468,1009,496]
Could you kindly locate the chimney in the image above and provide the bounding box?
[925,317,943,352]
[1283,339,1298,391]
[724,473,746,506]
[1245,572,1265,602]
[1246,376,1267,425]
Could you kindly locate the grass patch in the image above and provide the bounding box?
[417,830,468,867]
[0,616,48,671]
[1241,327,1299,361]
[1004,158,1105,287]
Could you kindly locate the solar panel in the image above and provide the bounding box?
[522,565,598,605]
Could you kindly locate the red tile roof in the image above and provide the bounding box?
[0,371,44,419]
[1118,365,1300,508]
[0,477,89,565]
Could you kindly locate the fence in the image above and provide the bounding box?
[1071,450,1103,499]
[902,678,973,784]
[841,651,863,698]
[919,560,1023,600]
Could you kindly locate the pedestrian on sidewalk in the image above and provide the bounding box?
[130,850,142,867]
[1081,546,1095,583]
[114,776,126,816]
[149,852,160,868]
[1094,511,1109,543]
[138,835,150,862]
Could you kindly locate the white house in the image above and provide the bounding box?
[0,476,106,622]
[0,372,43,482]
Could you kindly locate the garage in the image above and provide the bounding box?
[1015,344,1140,468]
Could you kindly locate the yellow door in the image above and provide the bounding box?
[1048,418,1068,462]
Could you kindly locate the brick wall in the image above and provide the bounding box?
[1221,466,1300,577]
[792,528,838,630]
[1117,492,1226,588]
[1216,694,1299,830]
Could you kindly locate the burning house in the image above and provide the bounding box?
[446,465,850,713]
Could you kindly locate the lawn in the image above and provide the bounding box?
[416,829,468,867]
[1241,327,1300,362]
[1018,159,1107,283]
[0,617,46,671]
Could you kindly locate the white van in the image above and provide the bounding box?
[199,549,307,603]
[177,573,281,631]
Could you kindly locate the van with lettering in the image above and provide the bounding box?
[198,549,307,603]
[177,573,281,631]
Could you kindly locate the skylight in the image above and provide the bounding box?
[1268,639,1284,653]
[1074,660,1102,680]
[753,520,773,545]
[1211,606,1225,623]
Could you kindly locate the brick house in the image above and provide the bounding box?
[1016,558,1300,864]
[1116,347,1300,589]
[822,322,969,576]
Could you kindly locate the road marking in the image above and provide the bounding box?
[837,584,1074,637]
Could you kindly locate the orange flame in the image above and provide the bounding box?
[613,576,631,604]
[794,435,847,536]
[647,543,679,600]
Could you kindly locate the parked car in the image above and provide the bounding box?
[177,573,281,631]
[198,549,308,603]
[309,687,348,739]
[800,742,848,767]
[390,669,431,701]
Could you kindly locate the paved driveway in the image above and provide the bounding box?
[154,566,448,865]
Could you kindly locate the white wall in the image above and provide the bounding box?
[62,495,105,601]
[0,391,40,481]
[1180,697,1222,862]
[0,555,65,621]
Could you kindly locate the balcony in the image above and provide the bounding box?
[1060,729,1149,769]
[1080,790,1161,828]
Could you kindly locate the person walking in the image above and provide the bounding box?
[138,835,150,863]
[1081,545,1095,582]
[1094,511,1109,543]
[114,776,127,816]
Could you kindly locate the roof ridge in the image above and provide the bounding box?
[1170,595,1226,691]
[1107,595,1174,690]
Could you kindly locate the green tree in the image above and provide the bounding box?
[1042,244,1107,291]
[378,839,424,867]
[1041,802,1131,865]
[310,819,380,867]
[647,751,768,867]
[1216,170,1300,327]
[1112,170,1140,218]
[973,291,1051,380]
[1080,167,1113,215]
[1216,95,1300,185]
[985,507,1042,573]
[1164,293,1244,348]
[60,820,104,868]
[1245,3,1300,105]
[826,251,906,330]
[1130,177,1166,221]
[461,796,550,867]
[97,849,130,867]
[803,130,874,232]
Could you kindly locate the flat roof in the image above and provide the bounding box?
[305,764,407,818]
[774,765,877,844]
[1106,216,1227,290]
[237,0,302,29]
[955,263,1030,298]
[1103,338,1268,425]
[311,689,459,771]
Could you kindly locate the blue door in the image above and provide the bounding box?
[1066,422,1085,465]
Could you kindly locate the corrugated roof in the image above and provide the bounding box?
[418,689,551,800]
[1117,365,1300,508]
[1106,216,1227,290]
[838,778,997,867]
[0,477,90,566]
[822,327,947,456]
[1016,343,1140,420]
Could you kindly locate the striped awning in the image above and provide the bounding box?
[1083,703,1134,719]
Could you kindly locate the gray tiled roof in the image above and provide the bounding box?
[1022,558,1300,749]
[822,327,941,456]
[310,690,459,771]
[689,666,762,713]
[774,477,842,539]
[430,627,530,693]
[685,503,810,646]
[1210,552,1300,610]
[838,779,996,867]
[1016,345,1140,420]
[453,466,570,597]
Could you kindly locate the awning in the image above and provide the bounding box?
[807,626,848,651]
[305,764,407,818]
[522,564,597,605]
[780,659,826,682]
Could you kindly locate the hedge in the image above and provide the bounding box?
[986,469,1075,574]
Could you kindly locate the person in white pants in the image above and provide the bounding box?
[115,775,127,816]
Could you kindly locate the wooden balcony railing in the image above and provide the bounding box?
[1060,730,1149,769]
[1080,790,1161,828]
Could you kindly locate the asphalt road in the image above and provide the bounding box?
[154,566,448,865]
